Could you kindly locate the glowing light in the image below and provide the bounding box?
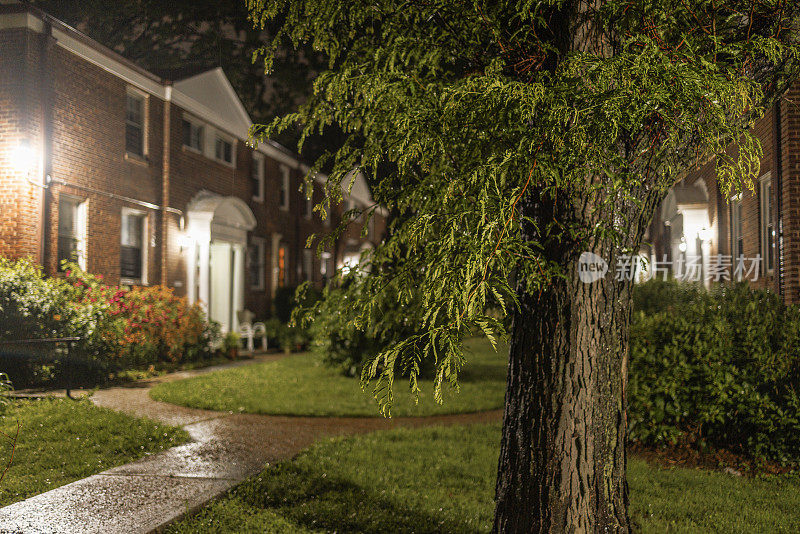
[11,140,36,175]
[698,227,712,242]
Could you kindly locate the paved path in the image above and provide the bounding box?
[0,354,502,533]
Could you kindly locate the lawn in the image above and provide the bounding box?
[0,398,189,506]
[167,423,800,534]
[150,337,508,417]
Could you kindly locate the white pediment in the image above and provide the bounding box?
[173,67,252,140]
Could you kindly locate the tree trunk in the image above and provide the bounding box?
[493,251,632,533]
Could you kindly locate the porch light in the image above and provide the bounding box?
[11,140,36,175]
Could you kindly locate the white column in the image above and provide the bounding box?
[232,244,245,331]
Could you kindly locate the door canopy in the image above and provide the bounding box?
[186,191,257,245]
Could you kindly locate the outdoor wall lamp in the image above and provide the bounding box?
[678,239,687,253]
[11,140,36,176]
[698,227,713,243]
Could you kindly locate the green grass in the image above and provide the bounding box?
[150,338,508,417]
[167,423,800,534]
[0,398,190,506]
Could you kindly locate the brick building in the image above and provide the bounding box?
[648,85,800,302]
[0,2,384,331]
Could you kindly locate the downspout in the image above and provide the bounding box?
[161,84,172,286]
[39,20,53,270]
[774,98,785,298]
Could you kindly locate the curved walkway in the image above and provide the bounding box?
[0,355,502,533]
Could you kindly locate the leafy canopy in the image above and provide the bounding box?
[248,0,800,414]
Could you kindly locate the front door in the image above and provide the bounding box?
[209,241,244,332]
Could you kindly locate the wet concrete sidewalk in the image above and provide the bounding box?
[0,354,502,533]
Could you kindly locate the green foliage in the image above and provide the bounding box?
[629,280,800,464]
[0,257,212,388]
[248,0,800,414]
[274,284,321,324]
[306,274,425,377]
[222,332,241,352]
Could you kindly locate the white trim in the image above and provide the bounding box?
[57,193,87,270]
[52,27,166,98]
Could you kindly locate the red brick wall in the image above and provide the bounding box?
[2,14,385,322]
[0,27,45,263]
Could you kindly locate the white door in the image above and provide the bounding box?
[209,241,245,333]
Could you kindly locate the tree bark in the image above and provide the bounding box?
[493,250,632,533]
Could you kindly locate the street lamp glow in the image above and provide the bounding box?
[11,140,36,175]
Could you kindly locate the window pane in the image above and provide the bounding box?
[120,246,142,279]
[58,199,77,238]
[182,120,192,146]
[126,123,143,155]
[121,214,143,247]
[126,95,142,124]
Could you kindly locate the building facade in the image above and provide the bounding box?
[0,2,384,330]
[648,83,800,302]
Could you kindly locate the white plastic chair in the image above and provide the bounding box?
[236,310,267,352]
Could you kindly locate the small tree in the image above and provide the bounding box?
[248,1,800,531]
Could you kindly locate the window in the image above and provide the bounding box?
[182,118,203,152]
[248,238,266,290]
[760,175,775,272]
[57,195,86,270]
[731,196,743,259]
[215,135,233,165]
[277,245,287,287]
[121,209,147,284]
[125,91,146,157]
[251,154,265,202]
[279,165,290,210]
[303,249,313,281]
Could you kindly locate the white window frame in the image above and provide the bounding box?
[125,87,148,159]
[252,153,265,202]
[57,194,87,270]
[279,164,290,211]
[760,173,775,274]
[249,237,266,290]
[213,132,236,167]
[731,193,743,259]
[120,207,148,286]
[181,115,204,153]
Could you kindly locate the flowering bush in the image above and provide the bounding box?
[0,257,211,387]
[63,264,210,368]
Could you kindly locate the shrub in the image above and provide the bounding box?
[0,257,212,388]
[629,280,800,464]
[305,275,430,378]
[273,285,322,323]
